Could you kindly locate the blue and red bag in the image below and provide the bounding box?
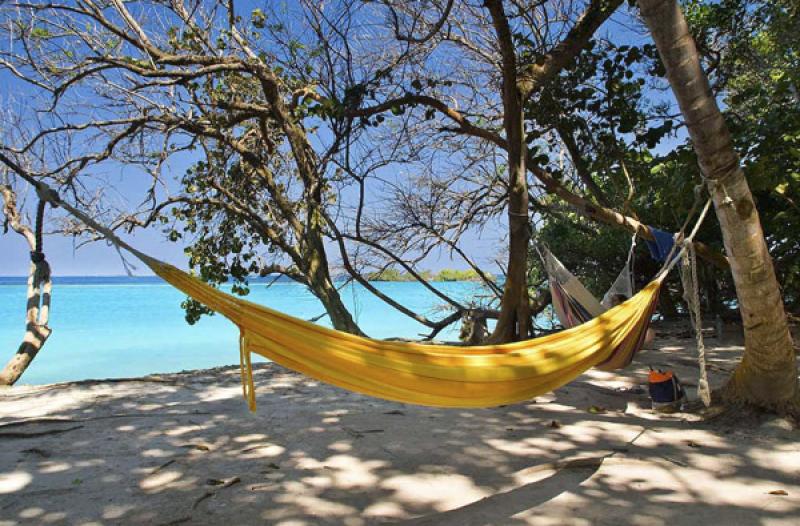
[648,369,686,410]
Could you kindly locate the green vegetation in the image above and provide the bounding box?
[365,268,490,282]
[527,0,800,314]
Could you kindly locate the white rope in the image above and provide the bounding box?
[654,198,713,282]
[680,242,712,407]
[647,197,714,406]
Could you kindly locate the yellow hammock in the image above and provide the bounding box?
[14,177,708,413]
[147,259,662,411]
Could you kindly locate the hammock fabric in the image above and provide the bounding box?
[147,259,662,411]
[542,248,606,329]
[601,235,637,309]
[550,279,596,328]
[544,236,636,329]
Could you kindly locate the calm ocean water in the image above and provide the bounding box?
[0,276,486,385]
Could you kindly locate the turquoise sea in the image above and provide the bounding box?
[0,276,486,385]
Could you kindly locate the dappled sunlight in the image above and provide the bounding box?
[138,469,185,492]
[229,442,286,460]
[362,500,409,520]
[294,454,387,489]
[0,334,798,524]
[164,423,215,437]
[384,472,491,511]
[101,504,135,521]
[35,461,71,474]
[140,448,178,459]
[270,490,361,522]
[194,386,243,404]
[486,435,577,457]
[0,471,32,494]
[556,420,642,445]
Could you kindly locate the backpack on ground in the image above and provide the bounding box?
[648,368,686,412]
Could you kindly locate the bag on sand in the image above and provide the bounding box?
[648,369,686,412]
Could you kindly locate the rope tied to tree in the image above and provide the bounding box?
[649,189,714,406]
[680,241,712,407]
[697,160,735,208]
[29,199,47,263]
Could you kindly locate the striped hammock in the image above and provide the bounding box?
[147,258,661,411]
[543,243,636,329]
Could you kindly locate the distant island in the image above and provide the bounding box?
[364,268,492,282]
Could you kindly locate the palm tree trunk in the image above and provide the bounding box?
[638,0,799,411]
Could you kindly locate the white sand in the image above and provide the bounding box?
[0,325,798,525]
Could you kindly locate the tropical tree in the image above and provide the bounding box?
[686,0,800,311]
[0,0,418,335]
[349,0,734,341]
[0,176,52,385]
[1,0,686,343]
[638,0,799,411]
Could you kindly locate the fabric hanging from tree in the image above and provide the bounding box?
[645,227,677,263]
[601,234,638,309]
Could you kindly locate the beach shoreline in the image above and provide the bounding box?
[1,326,798,525]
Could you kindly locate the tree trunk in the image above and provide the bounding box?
[0,260,52,386]
[314,276,363,336]
[491,102,532,342]
[0,185,53,386]
[486,0,532,343]
[304,232,364,336]
[638,0,799,411]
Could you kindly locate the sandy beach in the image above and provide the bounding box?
[1,324,798,525]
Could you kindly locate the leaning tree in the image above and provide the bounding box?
[0,173,52,385]
[638,0,798,412]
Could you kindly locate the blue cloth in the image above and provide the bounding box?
[645,227,676,262]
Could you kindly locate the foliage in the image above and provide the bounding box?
[525,0,800,313]
[435,269,488,282]
[524,34,689,302]
[166,147,294,323]
[704,0,800,308]
[365,268,489,282]
[364,268,419,282]
[3,0,799,335]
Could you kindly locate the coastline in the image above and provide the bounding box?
[0,278,486,385]
[0,326,798,525]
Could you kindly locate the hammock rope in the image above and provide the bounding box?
[680,233,712,407]
[14,173,712,411]
[601,233,637,309]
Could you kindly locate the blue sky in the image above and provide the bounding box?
[0,2,663,277]
[0,142,508,275]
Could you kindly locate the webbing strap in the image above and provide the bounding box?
[239,330,257,412]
